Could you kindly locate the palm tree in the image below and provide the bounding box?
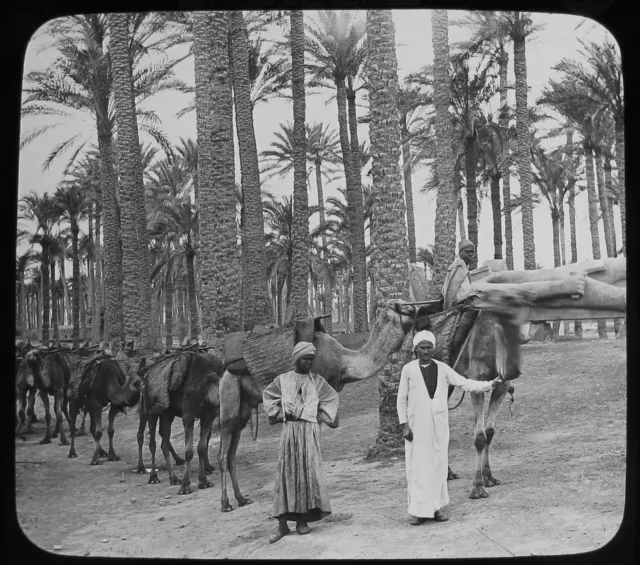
[365,9,410,451]
[193,11,241,336]
[305,10,368,331]
[288,9,311,315]
[453,10,515,269]
[16,249,36,339]
[428,10,457,297]
[108,12,154,352]
[554,38,624,255]
[449,52,499,269]
[53,183,91,346]
[501,11,542,270]
[538,82,605,263]
[397,85,432,264]
[229,11,272,330]
[19,192,58,342]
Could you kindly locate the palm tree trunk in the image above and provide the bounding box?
[194,11,241,342]
[513,29,536,270]
[96,83,124,348]
[584,148,601,260]
[454,161,466,239]
[613,121,625,255]
[314,159,333,333]
[346,79,368,331]
[109,12,153,352]
[593,148,615,258]
[164,277,173,349]
[289,9,311,316]
[366,9,411,453]
[583,148,607,339]
[499,45,514,270]
[401,129,417,264]
[50,260,60,342]
[567,187,582,337]
[70,218,81,347]
[429,10,457,296]
[40,247,50,342]
[93,204,103,344]
[490,173,503,259]
[230,12,271,329]
[185,252,199,341]
[464,137,479,270]
[603,156,617,255]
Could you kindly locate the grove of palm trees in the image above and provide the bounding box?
[16,9,626,559]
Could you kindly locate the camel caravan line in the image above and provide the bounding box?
[15,258,627,506]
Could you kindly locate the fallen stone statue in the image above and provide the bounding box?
[468,257,626,314]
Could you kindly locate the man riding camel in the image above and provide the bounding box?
[442,239,476,309]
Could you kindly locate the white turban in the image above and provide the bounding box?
[292,341,316,363]
[413,330,436,349]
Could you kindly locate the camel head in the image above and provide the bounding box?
[472,287,536,327]
[314,299,416,391]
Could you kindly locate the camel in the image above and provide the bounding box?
[67,344,143,465]
[423,286,536,499]
[134,343,219,477]
[216,299,417,512]
[25,345,73,445]
[15,340,38,438]
[137,347,223,495]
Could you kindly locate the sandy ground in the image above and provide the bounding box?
[14,334,628,559]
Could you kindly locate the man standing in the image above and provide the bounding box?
[442,239,476,309]
[397,330,502,525]
[262,341,340,543]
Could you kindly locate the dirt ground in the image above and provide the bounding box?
[15,332,628,559]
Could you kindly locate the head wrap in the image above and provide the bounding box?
[459,239,475,252]
[292,341,316,364]
[413,330,436,349]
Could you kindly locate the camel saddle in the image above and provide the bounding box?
[223,311,329,379]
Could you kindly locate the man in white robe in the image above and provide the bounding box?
[263,341,340,543]
[397,330,502,525]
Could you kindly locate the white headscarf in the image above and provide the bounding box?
[292,341,316,363]
[413,330,436,349]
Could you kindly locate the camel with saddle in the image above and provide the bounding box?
[412,256,626,498]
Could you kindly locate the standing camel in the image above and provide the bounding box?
[216,299,417,512]
[67,346,143,465]
[433,286,535,499]
[138,348,223,495]
[25,345,72,445]
[134,343,219,475]
[15,340,38,438]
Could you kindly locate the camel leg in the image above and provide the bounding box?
[107,404,121,461]
[147,413,161,484]
[67,400,80,458]
[78,409,87,436]
[481,382,510,488]
[469,391,489,499]
[218,425,235,512]
[204,427,214,474]
[38,390,53,445]
[228,423,253,507]
[16,388,29,440]
[52,391,68,445]
[26,388,38,430]
[169,438,186,466]
[136,404,147,473]
[160,413,180,485]
[90,407,104,465]
[178,414,195,495]
[197,411,215,490]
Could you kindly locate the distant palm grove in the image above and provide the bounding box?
[17,10,624,354]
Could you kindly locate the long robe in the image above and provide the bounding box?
[263,371,339,522]
[397,359,492,518]
[442,257,473,309]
